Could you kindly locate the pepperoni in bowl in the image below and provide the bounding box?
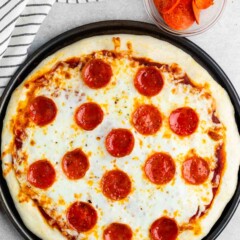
[154,0,180,14]
[145,0,222,36]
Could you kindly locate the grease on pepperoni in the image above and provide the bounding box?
[144,153,176,185]
[132,104,162,135]
[150,217,178,240]
[62,148,89,180]
[29,96,57,126]
[82,59,112,89]
[169,107,198,136]
[134,67,163,97]
[67,201,97,232]
[103,223,133,240]
[162,0,195,31]
[182,156,210,185]
[154,0,180,14]
[75,102,103,130]
[27,160,56,189]
[105,129,134,157]
[101,170,131,201]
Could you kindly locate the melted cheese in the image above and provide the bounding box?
[12,51,224,239]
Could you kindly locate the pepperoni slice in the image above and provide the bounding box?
[27,160,56,189]
[101,170,131,201]
[62,149,89,180]
[67,201,97,232]
[195,0,213,9]
[150,217,178,240]
[153,0,180,14]
[182,156,210,185]
[162,0,195,31]
[132,105,162,135]
[134,67,164,97]
[169,107,198,136]
[192,0,201,24]
[75,102,103,130]
[105,129,134,157]
[103,223,133,240]
[29,96,57,126]
[82,59,112,89]
[144,153,176,185]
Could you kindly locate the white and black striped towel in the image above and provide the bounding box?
[0,0,102,96]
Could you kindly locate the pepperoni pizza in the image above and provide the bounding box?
[2,35,240,240]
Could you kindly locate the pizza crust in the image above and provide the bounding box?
[2,34,240,240]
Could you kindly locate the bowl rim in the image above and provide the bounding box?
[143,0,227,37]
[0,20,239,240]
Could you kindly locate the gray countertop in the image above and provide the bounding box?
[1,0,240,239]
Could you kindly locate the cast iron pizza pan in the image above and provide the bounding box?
[0,21,240,240]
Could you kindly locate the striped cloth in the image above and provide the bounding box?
[0,0,102,96]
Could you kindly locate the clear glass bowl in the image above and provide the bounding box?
[144,0,227,37]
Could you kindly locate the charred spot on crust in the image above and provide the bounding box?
[212,110,221,124]
[65,57,80,68]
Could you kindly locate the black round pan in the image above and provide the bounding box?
[0,20,239,240]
